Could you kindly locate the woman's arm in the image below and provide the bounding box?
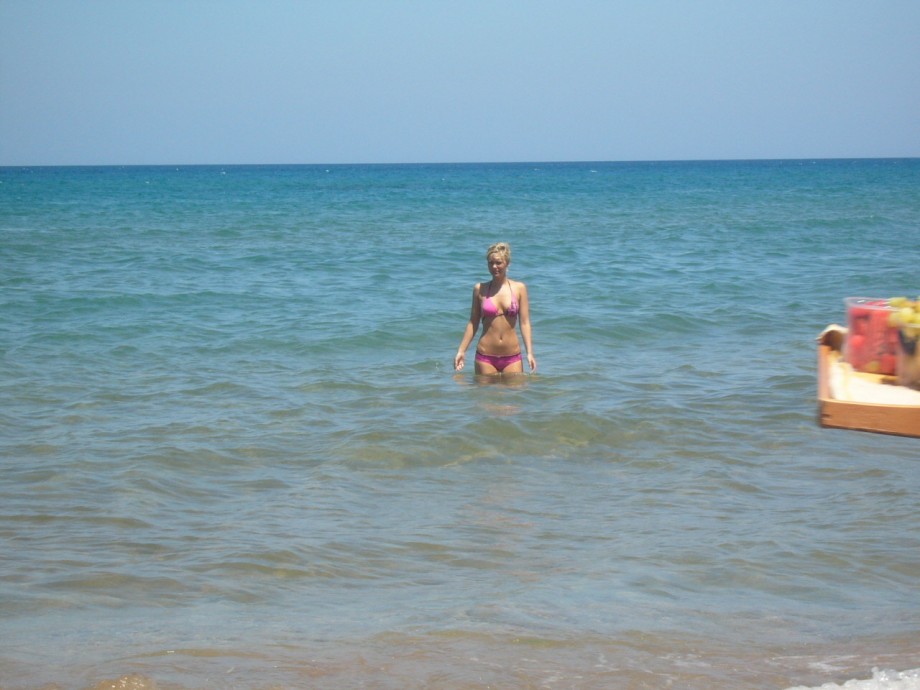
[518,282,536,372]
[454,284,482,371]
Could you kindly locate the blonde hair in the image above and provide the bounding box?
[486,242,511,263]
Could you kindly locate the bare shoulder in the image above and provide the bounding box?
[470,282,484,302]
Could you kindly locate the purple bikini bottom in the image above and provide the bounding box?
[475,351,522,372]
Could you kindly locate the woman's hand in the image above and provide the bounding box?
[527,354,537,373]
[454,351,466,371]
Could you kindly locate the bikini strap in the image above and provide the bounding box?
[501,280,515,306]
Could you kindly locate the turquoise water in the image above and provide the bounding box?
[1,160,919,689]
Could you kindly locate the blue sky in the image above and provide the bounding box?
[1,0,918,165]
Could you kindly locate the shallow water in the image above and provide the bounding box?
[1,160,919,688]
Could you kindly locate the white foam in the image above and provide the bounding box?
[785,668,920,690]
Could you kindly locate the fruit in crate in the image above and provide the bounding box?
[889,297,920,389]
[887,298,920,334]
[844,297,900,375]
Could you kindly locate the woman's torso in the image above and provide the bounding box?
[477,280,521,356]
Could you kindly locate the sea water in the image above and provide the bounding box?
[1,160,918,689]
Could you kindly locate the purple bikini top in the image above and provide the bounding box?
[482,281,518,318]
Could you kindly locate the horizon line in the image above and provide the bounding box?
[2,155,919,169]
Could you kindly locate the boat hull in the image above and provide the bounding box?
[818,329,920,438]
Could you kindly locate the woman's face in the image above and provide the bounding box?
[487,254,508,277]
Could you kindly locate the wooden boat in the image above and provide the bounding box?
[817,325,920,438]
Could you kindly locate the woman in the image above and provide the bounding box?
[454,242,536,375]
